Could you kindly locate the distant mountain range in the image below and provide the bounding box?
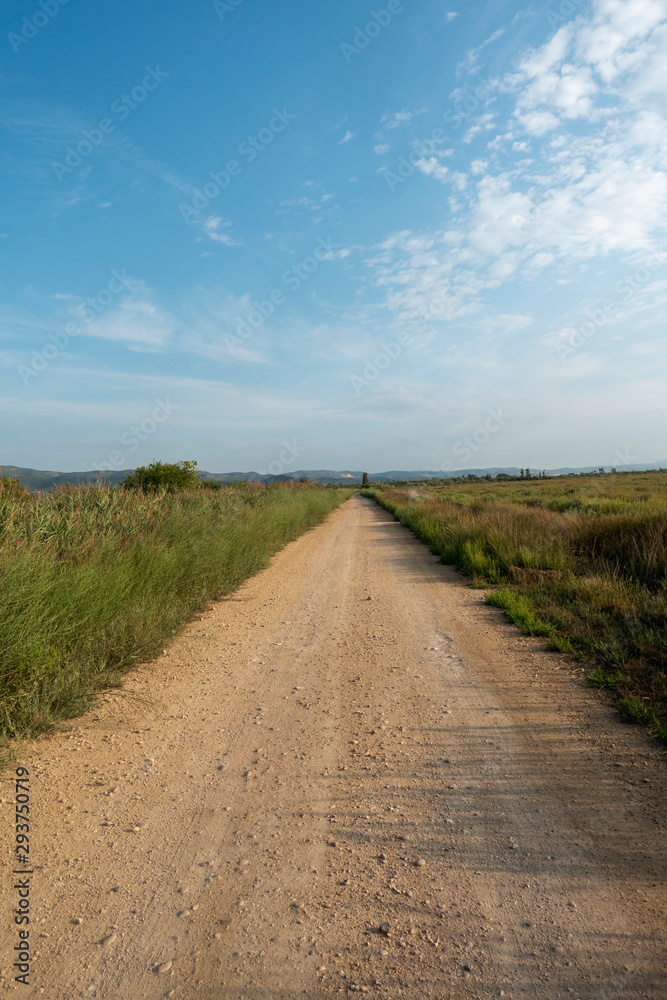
[2,462,666,492]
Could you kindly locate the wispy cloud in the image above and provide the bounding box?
[83,282,179,351]
[380,110,417,130]
[365,0,667,334]
[0,96,196,202]
[202,216,237,245]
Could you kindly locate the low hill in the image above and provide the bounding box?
[3,462,666,491]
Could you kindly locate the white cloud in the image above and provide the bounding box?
[359,0,667,359]
[380,110,416,130]
[339,130,357,144]
[415,157,449,182]
[463,113,496,143]
[457,26,505,75]
[203,216,236,245]
[576,0,666,84]
[477,313,533,334]
[83,282,179,351]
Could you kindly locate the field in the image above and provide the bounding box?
[0,479,352,750]
[362,471,667,743]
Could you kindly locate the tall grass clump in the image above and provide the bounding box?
[363,472,667,742]
[0,480,352,747]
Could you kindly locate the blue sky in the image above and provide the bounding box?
[2,0,666,474]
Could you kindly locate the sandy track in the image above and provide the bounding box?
[1,494,665,999]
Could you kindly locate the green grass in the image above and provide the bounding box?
[363,472,667,744]
[616,695,657,725]
[0,481,352,751]
[485,589,554,637]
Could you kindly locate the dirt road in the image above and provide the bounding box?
[2,494,665,999]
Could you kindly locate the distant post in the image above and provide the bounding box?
[362,473,369,486]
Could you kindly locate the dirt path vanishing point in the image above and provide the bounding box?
[1,494,665,1000]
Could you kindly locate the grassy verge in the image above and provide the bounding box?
[0,481,352,750]
[362,475,667,744]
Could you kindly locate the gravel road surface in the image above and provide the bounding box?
[2,494,665,999]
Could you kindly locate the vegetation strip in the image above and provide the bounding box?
[0,478,353,749]
[362,473,667,744]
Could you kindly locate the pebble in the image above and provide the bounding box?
[414,858,426,867]
[72,918,83,926]
[327,840,338,848]
[379,923,391,936]
[177,910,191,918]
[100,933,116,946]
[155,960,173,974]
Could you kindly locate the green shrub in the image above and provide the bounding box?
[123,460,201,492]
[617,696,657,725]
